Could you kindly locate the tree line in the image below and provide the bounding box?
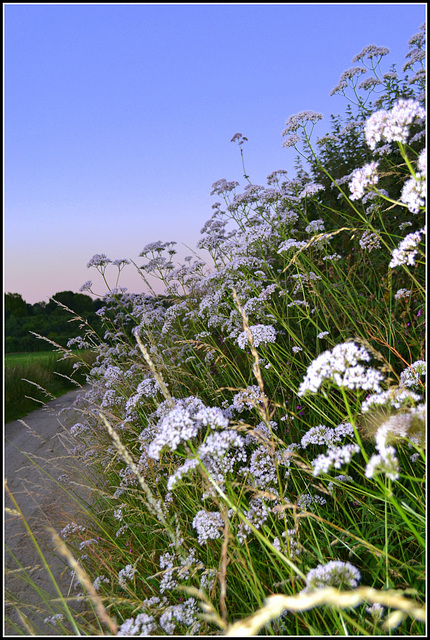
[4,290,105,353]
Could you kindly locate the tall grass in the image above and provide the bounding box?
[5,350,97,423]
[5,25,426,635]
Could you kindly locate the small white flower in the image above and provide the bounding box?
[349,162,379,200]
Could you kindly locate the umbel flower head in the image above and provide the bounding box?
[303,560,361,592]
[298,342,385,397]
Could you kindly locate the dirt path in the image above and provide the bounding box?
[4,385,93,635]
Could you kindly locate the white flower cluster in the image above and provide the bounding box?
[282,110,324,136]
[237,496,270,543]
[148,399,230,461]
[305,218,325,234]
[86,253,112,269]
[400,172,426,214]
[298,342,385,396]
[117,613,157,636]
[364,99,426,150]
[300,184,325,199]
[118,564,136,589]
[233,385,267,412]
[400,360,426,389]
[60,521,86,539]
[43,613,65,627]
[277,238,308,254]
[359,230,381,252]
[330,66,366,96]
[246,445,280,489]
[158,549,198,596]
[125,377,160,415]
[389,227,425,268]
[237,323,277,349]
[349,162,379,200]
[311,444,361,476]
[365,404,425,482]
[365,444,400,482]
[192,510,224,545]
[394,288,411,301]
[148,407,198,460]
[361,387,422,413]
[303,561,361,592]
[93,574,110,591]
[273,529,301,559]
[297,493,327,510]
[301,422,354,448]
[159,597,201,635]
[167,429,246,492]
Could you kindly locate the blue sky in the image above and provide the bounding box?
[4,3,426,304]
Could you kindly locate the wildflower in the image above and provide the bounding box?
[148,407,199,460]
[395,288,412,301]
[277,239,308,254]
[237,497,270,542]
[329,67,366,96]
[349,162,379,200]
[366,603,385,622]
[292,346,303,354]
[282,110,324,136]
[400,360,426,389]
[86,253,112,269]
[364,99,425,150]
[301,424,347,448]
[297,493,327,510]
[317,331,329,339]
[365,445,400,481]
[273,530,301,559]
[281,133,301,148]
[60,522,86,539]
[93,575,110,591]
[400,173,426,214]
[358,77,383,90]
[389,228,424,268]
[117,613,157,636]
[159,598,201,635]
[322,253,341,261]
[79,280,93,292]
[112,258,130,268]
[233,385,267,412]
[298,342,384,397]
[300,184,324,199]
[352,44,390,62]
[192,510,224,545]
[231,132,248,145]
[246,444,281,489]
[305,218,325,233]
[237,324,277,349]
[118,564,136,589]
[359,230,381,252]
[361,388,422,413]
[316,134,339,145]
[311,444,361,476]
[303,560,361,592]
[43,613,65,626]
[210,178,239,196]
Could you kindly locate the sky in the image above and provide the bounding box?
[4,3,426,304]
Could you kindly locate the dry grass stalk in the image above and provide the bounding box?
[225,586,426,636]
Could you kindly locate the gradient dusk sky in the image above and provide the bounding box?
[4,3,426,304]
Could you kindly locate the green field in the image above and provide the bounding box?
[4,349,96,423]
[5,350,66,367]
